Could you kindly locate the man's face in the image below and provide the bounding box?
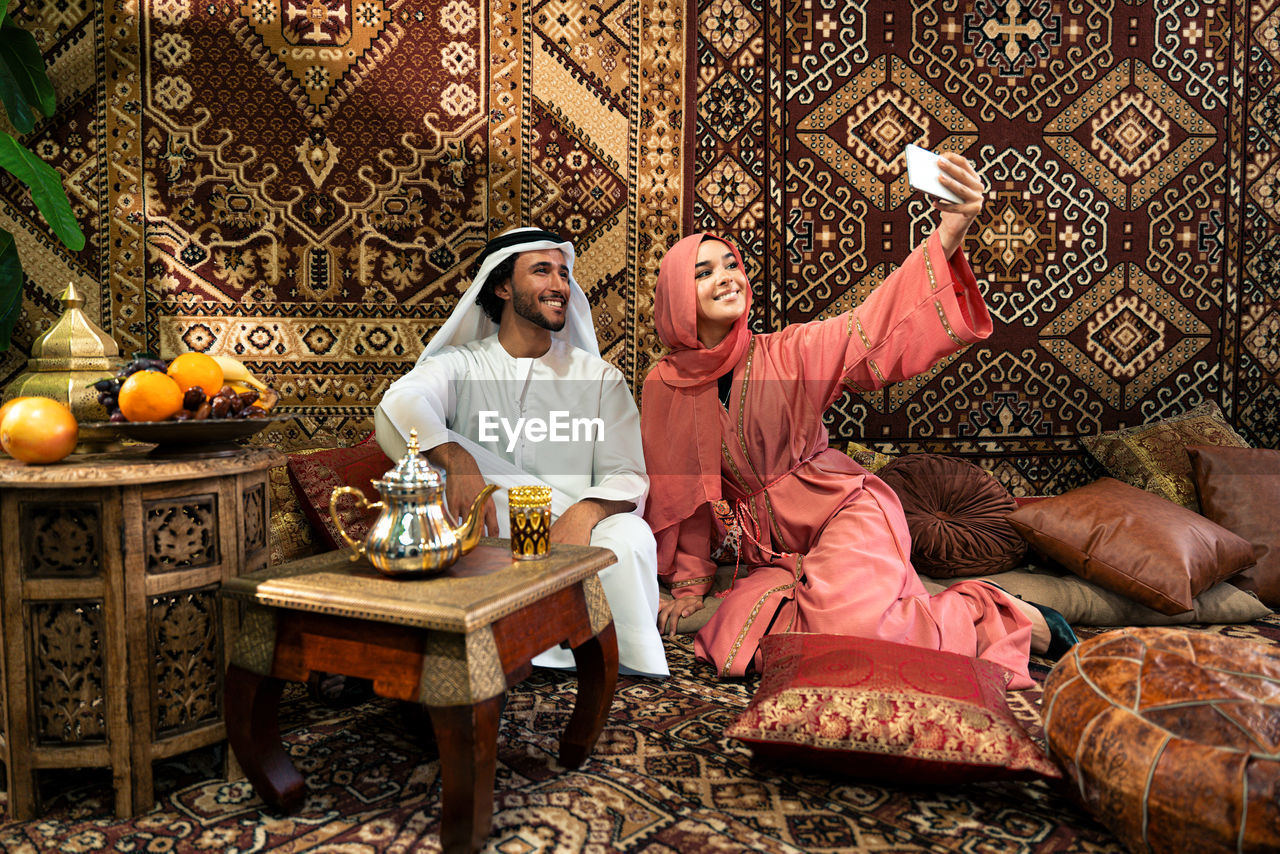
[497,249,570,332]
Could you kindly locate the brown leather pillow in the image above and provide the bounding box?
[1007,478,1256,615]
[877,454,1026,577]
[1189,445,1280,607]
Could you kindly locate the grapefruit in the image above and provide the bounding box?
[0,397,78,463]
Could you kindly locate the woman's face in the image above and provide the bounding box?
[694,239,748,346]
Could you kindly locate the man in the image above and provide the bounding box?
[376,227,668,677]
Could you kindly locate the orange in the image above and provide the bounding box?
[166,352,224,397]
[117,370,185,422]
[0,397,78,463]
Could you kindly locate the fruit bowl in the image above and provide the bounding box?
[78,413,293,457]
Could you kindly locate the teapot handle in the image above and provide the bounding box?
[329,486,383,560]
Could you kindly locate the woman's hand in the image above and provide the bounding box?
[657,595,705,636]
[932,153,986,258]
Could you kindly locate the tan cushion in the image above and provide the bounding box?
[922,566,1271,626]
[877,454,1026,577]
[1043,628,1280,853]
[1080,401,1250,511]
[1007,478,1256,614]
[660,563,734,633]
[666,556,1273,634]
[1189,445,1280,607]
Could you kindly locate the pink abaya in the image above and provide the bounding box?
[651,233,1034,688]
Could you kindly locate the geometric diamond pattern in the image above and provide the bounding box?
[696,157,761,222]
[796,57,978,211]
[700,72,759,143]
[1040,264,1211,409]
[693,0,1275,480]
[1044,60,1216,209]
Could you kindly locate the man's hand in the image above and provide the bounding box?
[426,442,499,536]
[657,596,705,636]
[549,498,634,546]
[932,153,986,258]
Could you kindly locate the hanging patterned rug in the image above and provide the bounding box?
[689,0,1277,494]
[0,0,688,448]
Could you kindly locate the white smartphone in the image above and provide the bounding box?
[905,144,963,204]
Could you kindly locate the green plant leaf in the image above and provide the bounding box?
[0,229,22,351]
[0,131,85,251]
[0,30,35,134]
[0,21,54,118]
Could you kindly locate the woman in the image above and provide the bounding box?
[640,153,1071,689]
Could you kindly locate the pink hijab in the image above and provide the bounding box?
[641,233,753,536]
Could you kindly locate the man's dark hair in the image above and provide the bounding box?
[475,255,517,324]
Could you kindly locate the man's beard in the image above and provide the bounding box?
[512,288,567,332]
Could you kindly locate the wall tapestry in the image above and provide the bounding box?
[0,0,687,449]
[692,0,1278,495]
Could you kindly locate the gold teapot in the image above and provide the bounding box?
[329,429,498,576]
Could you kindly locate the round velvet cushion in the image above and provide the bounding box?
[876,454,1025,577]
[1043,628,1280,854]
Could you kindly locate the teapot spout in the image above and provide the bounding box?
[456,484,499,554]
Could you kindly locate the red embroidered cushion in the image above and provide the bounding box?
[286,433,394,551]
[725,633,1062,783]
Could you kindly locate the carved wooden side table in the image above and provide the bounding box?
[221,541,618,854]
[0,446,284,820]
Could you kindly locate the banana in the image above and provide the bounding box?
[227,382,281,411]
[210,355,270,393]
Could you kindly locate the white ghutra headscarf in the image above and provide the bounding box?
[414,226,599,363]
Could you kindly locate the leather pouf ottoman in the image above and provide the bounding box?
[1042,627,1280,854]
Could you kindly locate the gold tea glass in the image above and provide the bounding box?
[508,485,552,559]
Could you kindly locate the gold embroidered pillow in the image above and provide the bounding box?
[843,440,897,473]
[1080,401,1250,510]
[269,456,322,565]
[725,633,1062,783]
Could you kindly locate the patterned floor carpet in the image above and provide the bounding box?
[4,617,1278,852]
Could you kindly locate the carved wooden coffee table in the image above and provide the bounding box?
[221,540,618,854]
[0,446,283,820]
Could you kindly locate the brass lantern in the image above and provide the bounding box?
[2,282,122,452]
